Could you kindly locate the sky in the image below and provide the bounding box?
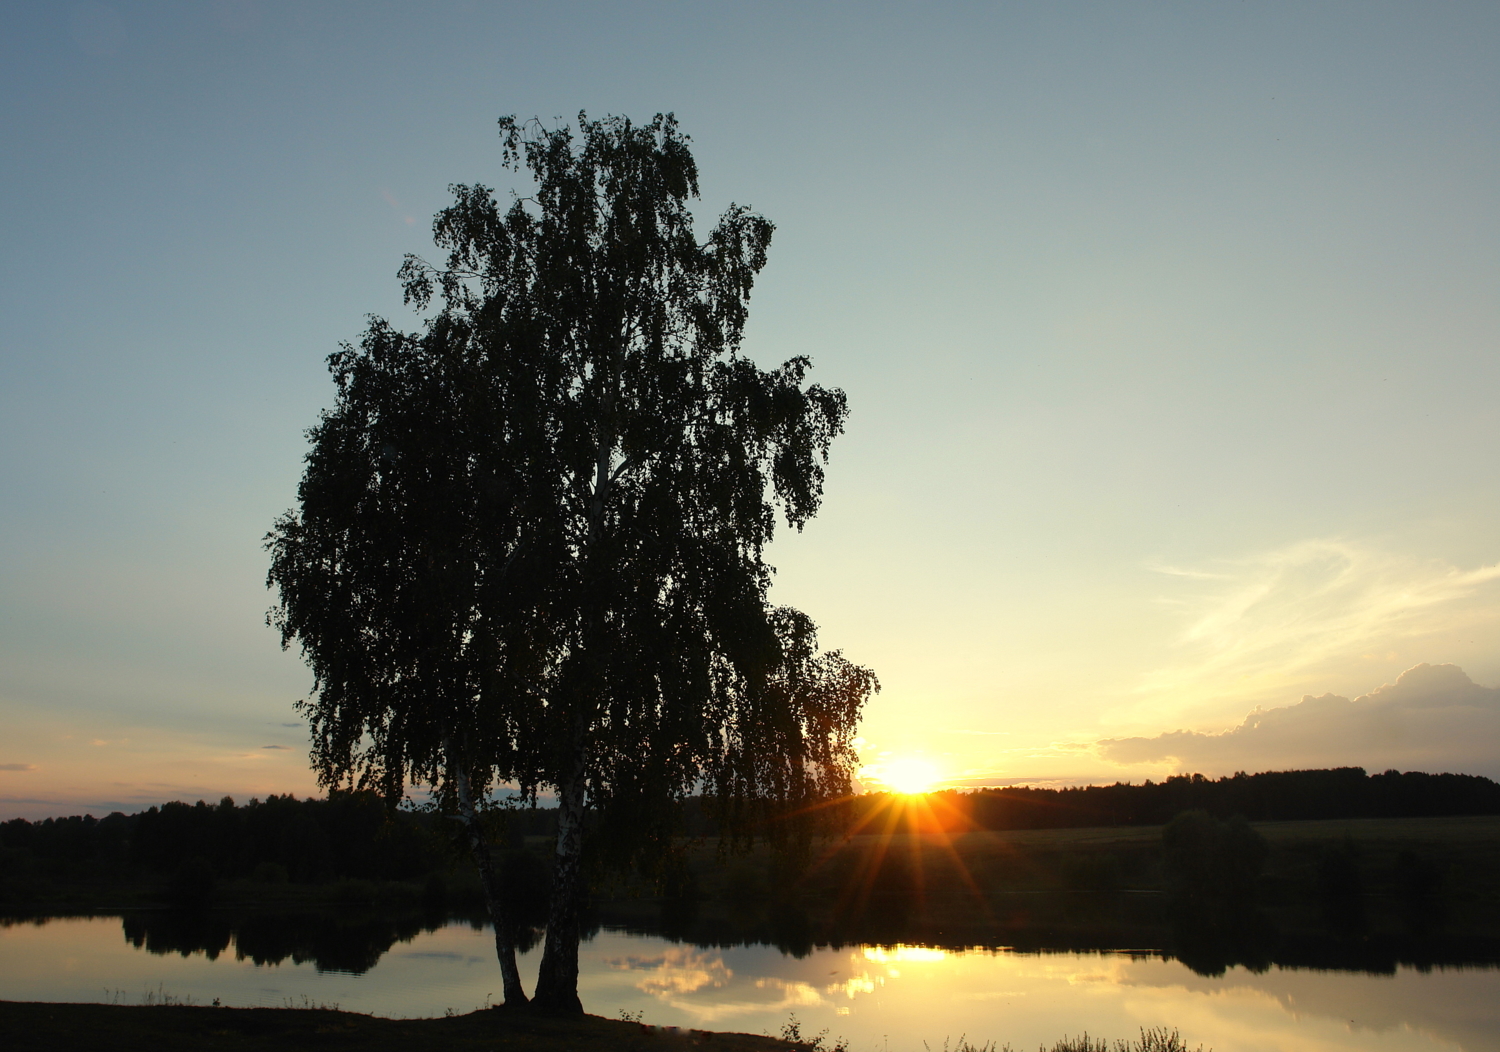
[3,1,1500,820]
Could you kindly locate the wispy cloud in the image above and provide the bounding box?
[1135,538,1500,713]
[261,745,291,750]
[380,188,416,226]
[0,764,36,772]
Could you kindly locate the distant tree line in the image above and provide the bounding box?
[852,767,1500,833]
[0,791,557,901]
[4,768,1496,903]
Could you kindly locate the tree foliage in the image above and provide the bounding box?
[266,112,876,1012]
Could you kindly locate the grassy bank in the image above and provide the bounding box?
[0,1002,1209,1052]
[0,1002,794,1051]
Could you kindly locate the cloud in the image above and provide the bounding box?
[0,764,36,772]
[380,188,416,225]
[261,745,291,750]
[1100,663,1500,777]
[1131,538,1500,719]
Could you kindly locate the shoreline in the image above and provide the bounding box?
[0,1000,796,1051]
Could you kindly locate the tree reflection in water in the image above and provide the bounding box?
[5,907,1499,1052]
[26,894,1491,979]
[118,908,544,975]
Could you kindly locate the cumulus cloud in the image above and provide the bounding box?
[1100,663,1500,777]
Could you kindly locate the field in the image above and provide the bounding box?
[593,814,1500,960]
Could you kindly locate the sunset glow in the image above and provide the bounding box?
[4,4,1500,822]
[878,756,941,795]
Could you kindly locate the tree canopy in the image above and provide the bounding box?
[266,112,876,1014]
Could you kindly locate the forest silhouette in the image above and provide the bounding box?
[5,767,1497,895]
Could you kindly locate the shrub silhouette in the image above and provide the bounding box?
[1393,848,1443,902]
[1162,810,1267,907]
[167,856,217,907]
[1317,839,1366,936]
[251,861,289,884]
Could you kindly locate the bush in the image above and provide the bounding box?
[329,878,378,906]
[1162,811,1267,906]
[167,857,216,907]
[1393,849,1442,902]
[1063,852,1122,892]
[1316,841,1362,900]
[251,861,289,884]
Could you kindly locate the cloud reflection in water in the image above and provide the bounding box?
[3,919,1496,1050]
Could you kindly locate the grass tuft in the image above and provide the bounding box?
[926,1028,1206,1052]
[1044,1028,1205,1052]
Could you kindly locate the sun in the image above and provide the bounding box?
[881,755,941,795]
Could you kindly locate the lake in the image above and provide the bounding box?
[2,911,1497,1052]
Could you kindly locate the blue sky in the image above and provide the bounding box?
[4,1,1500,817]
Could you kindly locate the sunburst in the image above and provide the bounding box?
[879,755,941,795]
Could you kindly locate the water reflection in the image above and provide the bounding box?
[610,891,1500,978]
[119,907,473,974]
[594,939,1500,1052]
[2,908,1498,1052]
[8,893,1500,979]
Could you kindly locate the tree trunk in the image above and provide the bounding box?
[529,726,588,1015]
[450,743,528,1007]
[530,355,614,1016]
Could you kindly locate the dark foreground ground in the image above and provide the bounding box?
[0,1001,794,1052]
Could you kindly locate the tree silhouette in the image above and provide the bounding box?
[266,112,875,1014]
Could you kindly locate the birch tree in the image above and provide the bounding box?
[266,112,875,1015]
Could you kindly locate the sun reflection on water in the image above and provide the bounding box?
[3,918,1496,1051]
[862,945,948,964]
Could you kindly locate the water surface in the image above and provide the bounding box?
[2,914,1496,1052]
